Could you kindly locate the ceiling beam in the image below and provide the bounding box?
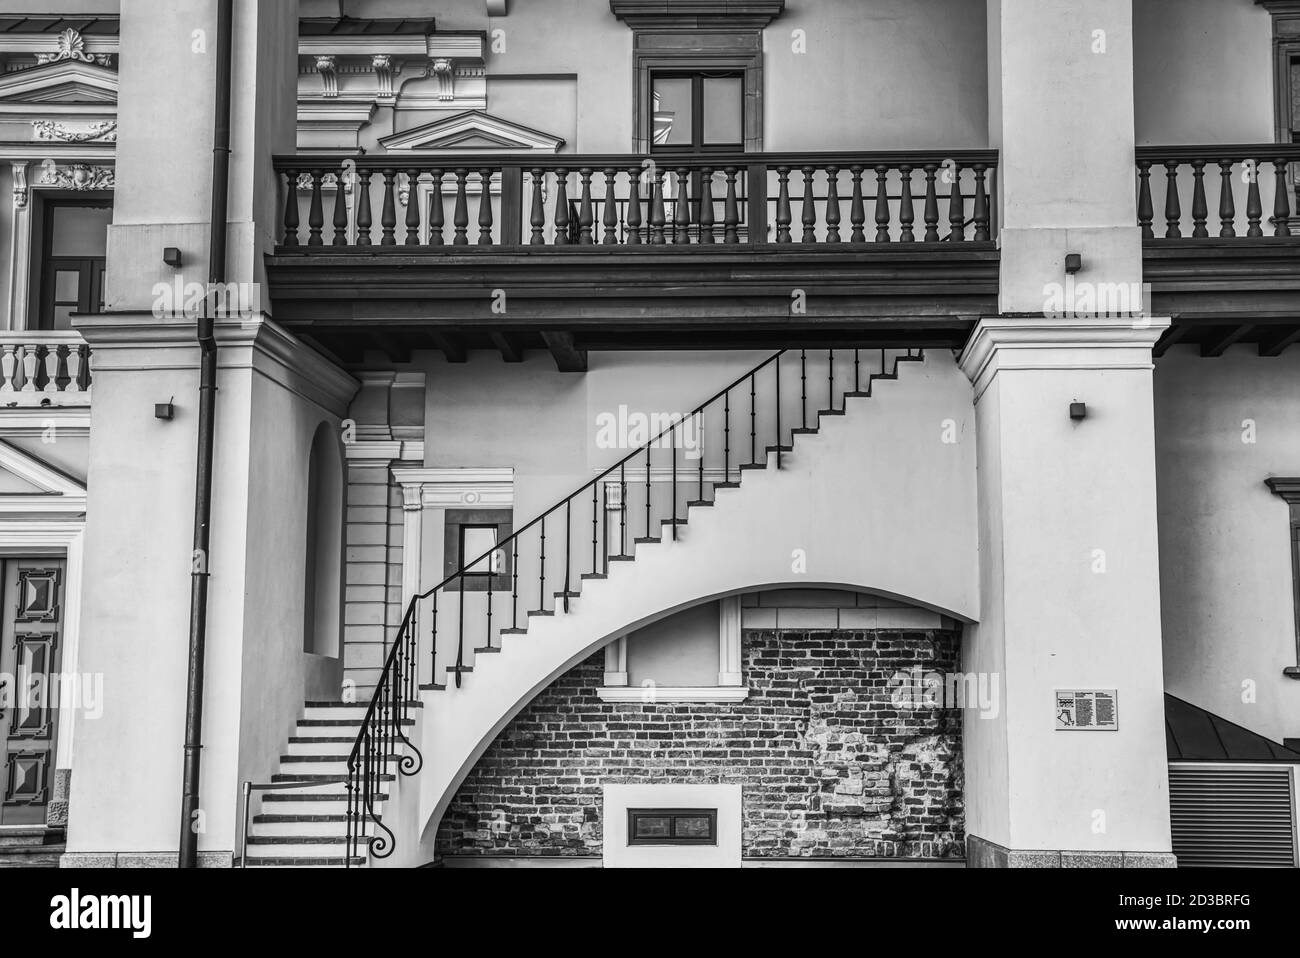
[1152,324,1187,358]
[1260,325,1300,357]
[541,331,587,373]
[1201,324,1254,358]
[427,331,467,363]
[372,331,411,364]
[490,331,525,363]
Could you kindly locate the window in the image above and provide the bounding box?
[1261,0,1300,143]
[627,808,717,846]
[651,72,743,151]
[304,423,344,657]
[37,201,111,330]
[1265,477,1300,678]
[443,509,512,592]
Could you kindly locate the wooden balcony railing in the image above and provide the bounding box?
[0,332,91,406]
[273,151,998,251]
[1137,144,1300,239]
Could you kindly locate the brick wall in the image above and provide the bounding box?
[436,627,964,861]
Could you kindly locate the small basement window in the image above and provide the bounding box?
[627,808,718,846]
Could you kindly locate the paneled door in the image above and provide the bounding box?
[0,560,65,826]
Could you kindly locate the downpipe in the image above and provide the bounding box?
[179,0,233,869]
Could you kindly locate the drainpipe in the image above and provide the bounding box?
[179,0,234,869]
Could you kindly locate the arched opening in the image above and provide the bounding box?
[303,421,344,658]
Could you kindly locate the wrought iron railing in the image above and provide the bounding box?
[273,151,998,250]
[1136,144,1300,239]
[344,346,926,865]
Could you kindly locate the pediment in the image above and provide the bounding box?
[0,60,117,105]
[0,440,86,513]
[379,110,564,154]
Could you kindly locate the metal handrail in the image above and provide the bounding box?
[239,778,334,869]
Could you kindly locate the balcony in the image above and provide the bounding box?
[1137,144,1300,357]
[266,150,1001,365]
[0,333,92,408]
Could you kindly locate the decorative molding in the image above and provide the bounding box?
[958,317,1171,402]
[429,57,455,100]
[315,55,338,97]
[32,29,105,66]
[604,636,628,686]
[718,596,742,685]
[390,467,515,509]
[343,439,424,463]
[596,686,749,703]
[380,109,564,154]
[0,59,117,104]
[11,161,27,210]
[32,119,117,143]
[610,0,785,30]
[372,55,394,98]
[0,439,87,512]
[38,162,114,191]
[1266,477,1300,503]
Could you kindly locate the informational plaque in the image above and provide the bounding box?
[1055,689,1118,730]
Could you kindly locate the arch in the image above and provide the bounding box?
[303,421,344,658]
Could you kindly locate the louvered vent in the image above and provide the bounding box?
[1169,764,1297,868]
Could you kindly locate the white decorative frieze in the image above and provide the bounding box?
[32,119,117,143]
[38,163,115,191]
[34,29,94,65]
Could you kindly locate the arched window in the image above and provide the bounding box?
[304,422,344,657]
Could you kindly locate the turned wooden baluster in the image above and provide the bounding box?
[452,168,470,245]
[775,166,793,243]
[923,164,940,242]
[723,167,740,244]
[1274,158,1292,237]
[428,169,445,245]
[801,166,818,243]
[1217,159,1235,237]
[874,165,891,242]
[405,169,422,245]
[1136,160,1153,239]
[648,167,665,245]
[577,167,594,245]
[307,169,325,246]
[355,169,373,245]
[478,168,495,245]
[1190,160,1208,238]
[282,169,301,246]
[380,170,397,245]
[947,163,965,241]
[972,163,990,241]
[824,166,841,243]
[698,167,715,244]
[839,166,863,244]
[530,169,546,245]
[42,346,60,394]
[554,168,571,245]
[1163,160,1181,239]
[602,168,619,244]
[626,166,643,245]
[898,165,914,242]
[673,167,691,244]
[1246,158,1263,237]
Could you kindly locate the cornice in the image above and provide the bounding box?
[958,316,1172,401]
[609,0,785,30]
[1266,477,1300,504]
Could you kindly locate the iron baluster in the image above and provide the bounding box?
[539,515,547,612]
[749,374,756,466]
[564,499,572,613]
[456,574,465,688]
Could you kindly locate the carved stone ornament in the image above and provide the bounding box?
[32,28,112,66]
[32,120,118,143]
[38,163,115,191]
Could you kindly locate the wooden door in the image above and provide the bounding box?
[0,560,65,827]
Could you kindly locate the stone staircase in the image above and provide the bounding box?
[242,701,413,868]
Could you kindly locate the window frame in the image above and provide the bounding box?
[649,70,745,154]
[626,807,718,847]
[36,198,111,331]
[632,52,763,154]
[1265,477,1300,678]
[443,508,512,593]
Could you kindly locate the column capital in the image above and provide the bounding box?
[959,316,1171,400]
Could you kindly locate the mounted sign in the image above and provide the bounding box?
[1055,689,1118,731]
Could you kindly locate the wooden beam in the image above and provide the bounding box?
[1152,324,1187,358]
[1260,325,1300,357]
[541,331,587,372]
[1201,324,1254,358]
[372,331,411,364]
[427,331,468,363]
[490,331,525,363]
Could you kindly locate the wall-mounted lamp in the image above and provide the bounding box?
[163,247,183,269]
[155,398,175,421]
[1069,402,1088,421]
[1065,253,1083,275]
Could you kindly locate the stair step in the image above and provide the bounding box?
[660,518,685,527]
[714,481,742,489]
[499,627,527,634]
[261,796,385,815]
[766,445,794,454]
[686,500,713,508]
[633,537,661,545]
[447,665,473,675]
[250,819,358,838]
[418,682,447,692]
[248,835,348,846]
[553,590,581,599]
[287,738,360,756]
[254,813,350,824]
[580,573,608,581]
[790,427,817,435]
[244,857,364,868]
[817,408,846,417]
[261,784,380,800]
[473,645,500,654]
[843,391,871,398]
[607,555,635,562]
[271,772,394,784]
[738,463,765,472]
[526,609,555,617]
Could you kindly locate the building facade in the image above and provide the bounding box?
[0,0,1295,868]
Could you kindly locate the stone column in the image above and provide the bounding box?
[961,0,1176,867]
